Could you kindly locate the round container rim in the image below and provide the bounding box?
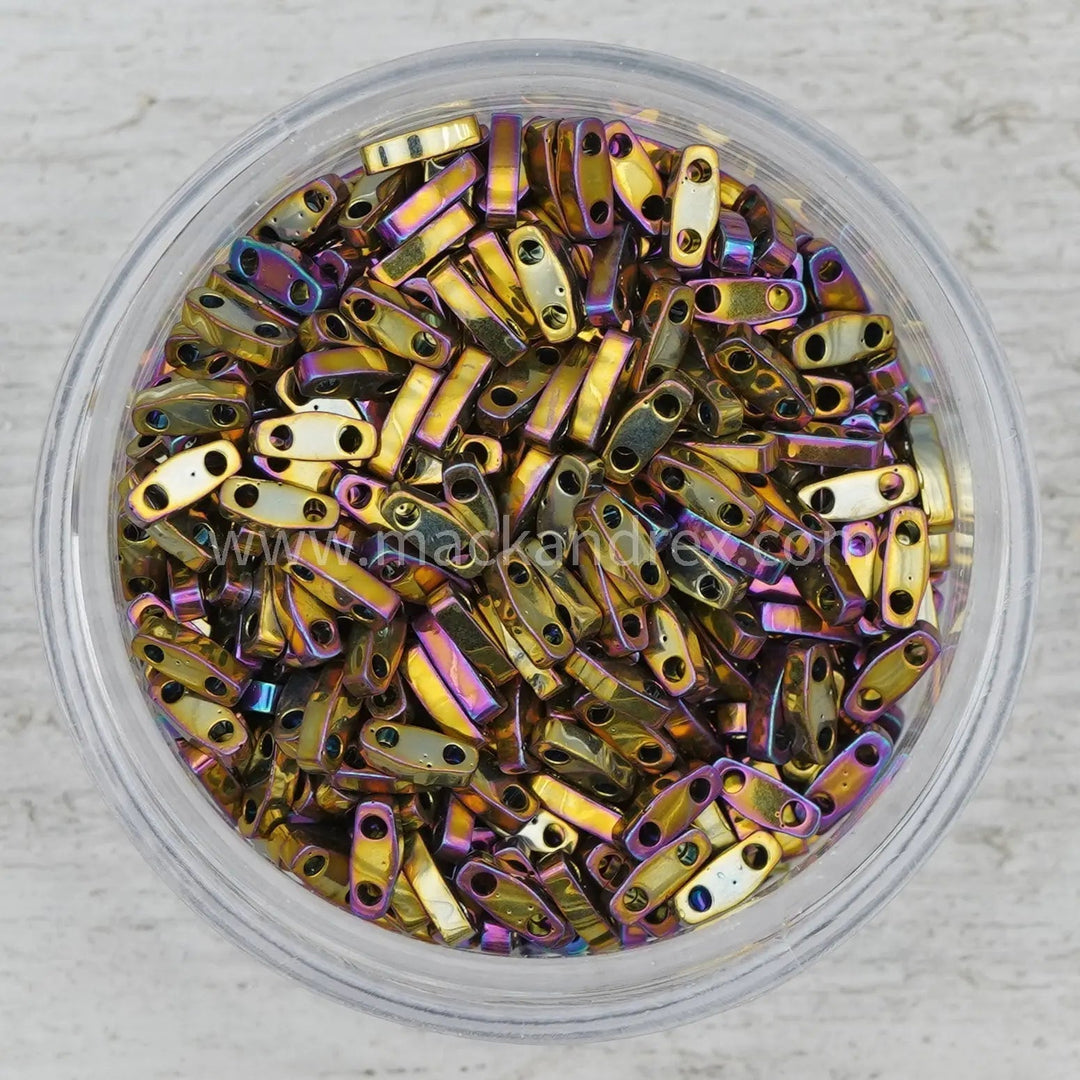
[34,39,1039,1041]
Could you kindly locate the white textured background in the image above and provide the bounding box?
[2,2,1077,1077]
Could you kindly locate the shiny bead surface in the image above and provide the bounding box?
[117,108,952,956]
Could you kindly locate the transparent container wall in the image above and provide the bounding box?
[39,42,1036,1041]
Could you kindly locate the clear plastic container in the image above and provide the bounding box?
[34,40,1039,1040]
